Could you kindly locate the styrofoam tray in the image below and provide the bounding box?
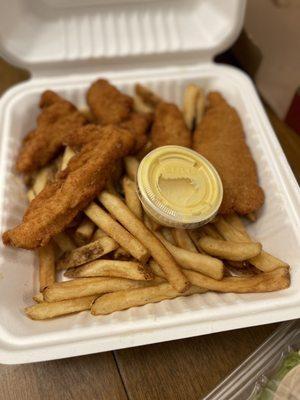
[0,63,299,364]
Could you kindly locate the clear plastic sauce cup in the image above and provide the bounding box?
[137,145,223,229]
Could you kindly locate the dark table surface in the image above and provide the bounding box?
[1,57,299,400]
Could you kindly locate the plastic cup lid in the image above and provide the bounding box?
[137,145,223,228]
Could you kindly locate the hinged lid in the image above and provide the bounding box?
[0,0,246,74]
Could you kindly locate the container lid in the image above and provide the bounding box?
[137,145,223,228]
[0,0,246,73]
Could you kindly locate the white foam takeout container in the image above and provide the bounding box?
[0,0,299,364]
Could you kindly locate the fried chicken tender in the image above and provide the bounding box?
[151,102,192,148]
[120,112,152,152]
[65,113,152,154]
[3,126,135,249]
[16,91,87,173]
[193,92,264,215]
[87,79,133,125]
[135,84,162,108]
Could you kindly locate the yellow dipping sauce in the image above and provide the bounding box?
[137,145,223,228]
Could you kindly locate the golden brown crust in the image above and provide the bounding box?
[65,112,152,154]
[120,112,152,153]
[151,102,191,148]
[193,92,264,215]
[87,79,133,125]
[16,91,87,173]
[3,126,135,249]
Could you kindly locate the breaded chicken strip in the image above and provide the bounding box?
[193,92,264,215]
[87,79,133,125]
[3,126,135,249]
[120,112,152,153]
[151,102,191,148]
[16,91,87,173]
[65,114,152,154]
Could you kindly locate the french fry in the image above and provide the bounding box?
[198,236,262,261]
[173,229,198,252]
[92,228,107,241]
[91,283,207,315]
[61,146,76,171]
[135,83,161,107]
[84,202,149,263]
[75,217,95,245]
[183,84,201,130]
[143,213,161,232]
[53,232,76,253]
[156,233,224,280]
[143,213,153,230]
[149,260,167,279]
[215,217,289,272]
[150,261,290,294]
[195,87,206,126]
[32,165,53,195]
[65,259,154,281]
[124,156,139,181]
[43,277,162,302]
[224,213,250,237]
[201,224,223,240]
[33,293,44,303]
[38,242,56,291]
[161,227,177,245]
[54,155,63,171]
[122,176,143,219]
[133,95,154,114]
[185,267,290,293]
[27,189,35,202]
[225,263,257,277]
[113,247,132,261]
[25,296,97,320]
[187,230,206,253]
[57,236,118,270]
[105,178,120,197]
[98,192,190,292]
[200,223,249,268]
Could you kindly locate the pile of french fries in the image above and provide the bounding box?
[24,85,290,321]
